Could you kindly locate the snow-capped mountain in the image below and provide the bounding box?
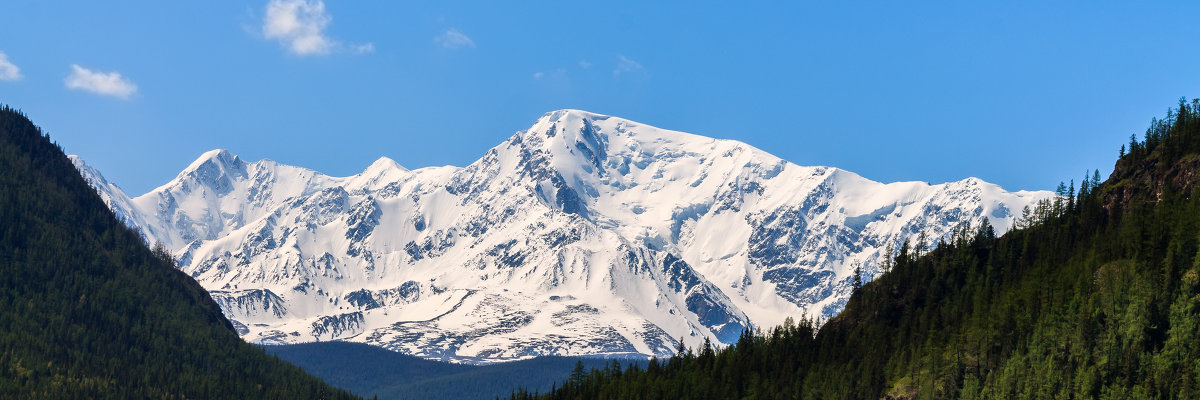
[73,110,1051,363]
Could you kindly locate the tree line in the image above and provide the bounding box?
[508,98,1200,399]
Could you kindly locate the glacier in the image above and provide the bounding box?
[71,109,1052,363]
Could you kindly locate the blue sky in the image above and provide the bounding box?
[1,1,1198,195]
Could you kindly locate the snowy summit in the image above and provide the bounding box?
[73,110,1052,363]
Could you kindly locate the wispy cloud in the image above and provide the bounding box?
[435,28,475,49]
[613,54,648,77]
[532,68,567,81]
[578,60,592,69]
[261,0,371,56]
[64,64,138,99]
[349,42,375,54]
[0,52,21,81]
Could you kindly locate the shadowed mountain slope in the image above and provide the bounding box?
[0,106,356,399]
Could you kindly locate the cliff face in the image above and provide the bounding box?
[1104,149,1200,212]
[1103,99,1200,212]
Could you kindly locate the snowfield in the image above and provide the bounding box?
[72,109,1051,363]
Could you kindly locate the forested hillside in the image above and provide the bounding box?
[0,106,356,399]
[514,98,1200,400]
[264,341,635,399]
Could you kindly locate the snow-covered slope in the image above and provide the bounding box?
[74,110,1052,363]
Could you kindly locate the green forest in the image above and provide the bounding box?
[0,106,357,399]
[5,96,1200,399]
[511,98,1200,400]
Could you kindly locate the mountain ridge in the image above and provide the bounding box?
[73,109,1052,363]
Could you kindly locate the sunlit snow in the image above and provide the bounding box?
[72,110,1052,363]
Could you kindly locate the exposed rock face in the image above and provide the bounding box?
[1104,152,1200,212]
[73,109,1051,363]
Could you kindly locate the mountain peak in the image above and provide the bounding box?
[168,149,249,192]
[528,109,753,153]
[364,156,406,174]
[524,109,616,145]
[541,109,612,123]
[188,149,240,169]
[349,156,410,189]
[178,149,244,178]
[509,109,777,180]
[66,154,101,181]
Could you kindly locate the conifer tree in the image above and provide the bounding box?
[852,266,862,292]
[880,242,895,274]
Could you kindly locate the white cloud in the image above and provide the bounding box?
[0,52,21,81]
[578,60,592,69]
[262,0,371,56]
[350,42,375,54]
[532,68,566,81]
[64,64,138,99]
[614,54,647,77]
[263,0,332,55]
[435,28,475,49]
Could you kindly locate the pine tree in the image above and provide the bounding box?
[569,360,586,385]
[852,266,862,292]
[1067,180,1076,212]
[1053,181,1067,216]
[880,242,895,273]
[914,231,929,257]
[1079,172,1090,198]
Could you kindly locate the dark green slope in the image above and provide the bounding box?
[514,99,1200,400]
[264,341,638,399]
[0,106,357,399]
